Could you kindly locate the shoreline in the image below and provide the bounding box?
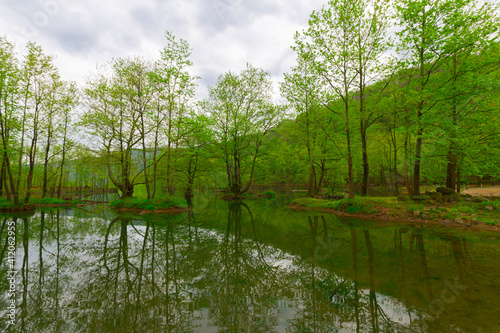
[289,204,500,231]
[290,194,500,232]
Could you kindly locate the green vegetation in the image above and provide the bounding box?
[292,194,499,227]
[110,197,188,211]
[260,190,276,198]
[1,0,500,216]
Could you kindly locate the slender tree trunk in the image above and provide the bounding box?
[0,158,4,198]
[413,107,423,196]
[359,59,368,197]
[346,102,355,199]
[361,123,369,196]
[140,111,150,199]
[404,118,413,196]
[306,110,317,197]
[56,126,67,199]
[17,88,29,197]
[24,125,38,204]
[42,127,52,198]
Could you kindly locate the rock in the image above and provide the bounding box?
[411,195,426,201]
[430,192,443,199]
[485,206,494,212]
[455,218,464,224]
[467,223,472,227]
[444,220,452,224]
[421,214,428,220]
[473,197,485,203]
[465,198,472,202]
[472,218,480,225]
[413,210,421,217]
[436,187,455,195]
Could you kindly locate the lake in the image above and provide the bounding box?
[1,194,499,332]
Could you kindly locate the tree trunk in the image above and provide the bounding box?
[360,123,369,196]
[42,130,52,198]
[24,135,38,204]
[346,112,355,199]
[446,151,458,192]
[413,112,423,196]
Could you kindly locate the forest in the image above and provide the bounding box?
[1,0,499,205]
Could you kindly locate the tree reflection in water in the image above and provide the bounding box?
[0,201,499,332]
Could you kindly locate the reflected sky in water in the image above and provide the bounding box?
[1,195,499,332]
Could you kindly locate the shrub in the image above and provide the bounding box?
[262,190,276,198]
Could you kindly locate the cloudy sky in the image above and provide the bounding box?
[1,0,326,99]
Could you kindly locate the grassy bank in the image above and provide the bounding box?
[291,195,499,229]
[110,197,188,213]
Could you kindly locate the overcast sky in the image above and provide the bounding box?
[1,0,326,99]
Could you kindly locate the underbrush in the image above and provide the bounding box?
[110,197,187,210]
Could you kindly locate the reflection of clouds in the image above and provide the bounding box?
[3,212,452,332]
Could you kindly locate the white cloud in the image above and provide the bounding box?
[1,0,325,99]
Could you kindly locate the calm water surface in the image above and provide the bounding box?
[0,195,499,332]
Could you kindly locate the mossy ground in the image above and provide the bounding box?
[291,196,499,228]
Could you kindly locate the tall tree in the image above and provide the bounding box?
[394,0,496,194]
[150,31,197,196]
[207,64,282,197]
[281,56,324,197]
[20,43,58,203]
[0,37,20,204]
[353,0,392,196]
[82,57,150,199]
[294,0,364,198]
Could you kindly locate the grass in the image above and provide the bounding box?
[291,194,499,227]
[110,197,188,210]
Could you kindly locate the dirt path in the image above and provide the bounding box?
[462,186,500,197]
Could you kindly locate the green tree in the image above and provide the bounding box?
[149,31,197,196]
[82,57,151,199]
[294,0,364,198]
[0,36,20,204]
[206,64,282,197]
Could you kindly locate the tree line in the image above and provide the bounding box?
[1,0,500,203]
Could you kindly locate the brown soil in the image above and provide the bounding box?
[462,186,500,197]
